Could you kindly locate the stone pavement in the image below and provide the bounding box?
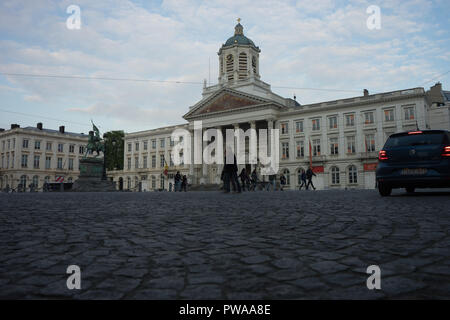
[0,189,449,299]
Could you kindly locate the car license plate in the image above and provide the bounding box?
[401,168,427,175]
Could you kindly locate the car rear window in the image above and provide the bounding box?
[384,133,447,148]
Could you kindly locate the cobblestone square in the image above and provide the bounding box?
[0,189,449,299]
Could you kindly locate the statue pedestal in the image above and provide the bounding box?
[71,158,116,192]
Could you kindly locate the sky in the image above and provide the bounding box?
[0,0,449,134]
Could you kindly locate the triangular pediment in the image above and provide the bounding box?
[184,88,270,119]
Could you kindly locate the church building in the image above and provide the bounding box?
[108,21,450,191]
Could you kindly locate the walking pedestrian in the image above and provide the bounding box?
[306,167,316,190]
[181,175,187,192]
[223,148,241,193]
[299,169,307,190]
[280,173,286,191]
[174,171,181,192]
[250,169,258,191]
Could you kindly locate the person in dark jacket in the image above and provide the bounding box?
[280,173,286,191]
[250,169,258,191]
[223,149,241,193]
[239,168,250,191]
[181,175,187,192]
[299,169,307,190]
[306,167,316,190]
[174,171,181,192]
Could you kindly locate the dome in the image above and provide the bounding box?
[222,22,258,49]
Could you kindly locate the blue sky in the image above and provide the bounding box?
[0,0,449,134]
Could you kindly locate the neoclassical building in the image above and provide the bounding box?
[0,123,88,191]
[109,22,450,191]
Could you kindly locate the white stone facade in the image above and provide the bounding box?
[0,124,88,191]
[109,23,450,191]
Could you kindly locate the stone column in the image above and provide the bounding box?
[250,121,256,172]
[234,123,243,172]
[267,119,274,157]
[201,127,207,184]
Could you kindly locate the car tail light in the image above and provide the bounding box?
[442,145,450,157]
[408,131,423,135]
[378,150,388,161]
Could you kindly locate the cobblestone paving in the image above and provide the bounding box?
[0,189,449,299]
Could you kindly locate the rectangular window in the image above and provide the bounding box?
[169,156,174,167]
[11,153,14,168]
[404,106,415,120]
[68,158,74,171]
[152,140,156,149]
[312,139,321,156]
[384,109,395,122]
[6,155,9,168]
[364,112,374,125]
[128,143,132,152]
[2,141,4,151]
[12,138,15,149]
[143,156,148,169]
[365,134,376,152]
[33,155,40,169]
[330,137,339,155]
[57,157,63,169]
[281,142,289,159]
[79,145,84,154]
[23,139,29,148]
[69,145,75,153]
[127,157,131,170]
[143,141,148,151]
[160,139,165,148]
[281,122,289,135]
[7,139,10,150]
[135,157,139,169]
[135,142,139,152]
[295,120,303,133]
[46,142,52,151]
[312,119,321,131]
[170,138,174,147]
[35,141,41,150]
[58,143,63,153]
[346,136,356,154]
[21,154,28,168]
[296,141,304,158]
[152,155,156,168]
[345,114,355,127]
[328,116,338,130]
[45,156,51,169]
[160,154,165,168]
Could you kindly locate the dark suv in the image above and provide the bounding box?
[376,130,450,196]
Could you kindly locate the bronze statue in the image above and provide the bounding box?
[84,121,105,158]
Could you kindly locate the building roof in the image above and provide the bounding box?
[22,126,87,138]
[222,22,258,49]
[443,91,450,102]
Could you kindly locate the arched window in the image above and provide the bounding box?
[238,52,247,79]
[32,175,39,188]
[331,167,340,185]
[226,54,234,81]
[20,175,27,191]
[252,56,257,74]
[0,176,3,189]
[282,169,290,185]
[348,165,358,184]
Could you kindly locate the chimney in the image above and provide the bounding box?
[11,124,20,129]
[37,122,43,130]
[59,126,65,134]
[363,89,369,96]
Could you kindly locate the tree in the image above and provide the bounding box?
[103,131,124,171]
